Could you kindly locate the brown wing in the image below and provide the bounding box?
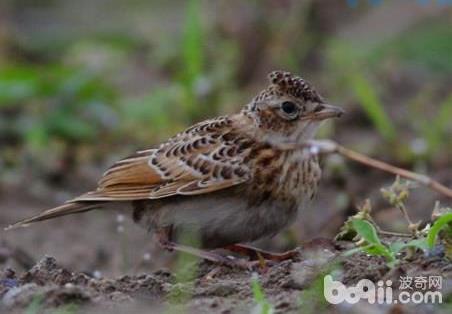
[72,116,252,201]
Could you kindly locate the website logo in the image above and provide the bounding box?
[324,275,443,304]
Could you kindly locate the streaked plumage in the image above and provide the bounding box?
[8,71,343,255]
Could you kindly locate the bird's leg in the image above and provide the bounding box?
[155,227,175,252]
[224,244,299,262]
[154,228,259,270]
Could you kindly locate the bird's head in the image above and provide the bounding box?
[244,71,343,143]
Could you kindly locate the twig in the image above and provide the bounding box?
[335,145,452,198]
[365,212,413,238]
[377,230,412,238]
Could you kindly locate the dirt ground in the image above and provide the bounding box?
[0,239,451,313]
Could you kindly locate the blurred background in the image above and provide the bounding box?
[0,0,451,276]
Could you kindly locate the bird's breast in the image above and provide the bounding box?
[248,149,321,208]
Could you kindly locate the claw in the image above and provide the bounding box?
[155,230,298,272]
[224,244,299,262]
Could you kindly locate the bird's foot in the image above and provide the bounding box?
[224,243,299,262]
[155,228,295,271]
[161,241,263,270]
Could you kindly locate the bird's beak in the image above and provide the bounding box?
[310,103,344,121]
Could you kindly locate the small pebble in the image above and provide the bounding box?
[143,253,151,261]
[93,271,102,279]
[116,214,125,223]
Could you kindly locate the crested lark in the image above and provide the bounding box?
[8,71,343,268]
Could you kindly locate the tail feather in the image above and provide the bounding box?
[5,202,102,231]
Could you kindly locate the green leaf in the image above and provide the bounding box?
[427,213,452,249]
[364,244,392,258]
[434,94,452,133]
[181,0,203,87]
[178,0,205,119]
[0,66,41,105]
[47,113,97,141]
[251,276,265,303]
[351,219,382,246]
[24,123,50,148]
[251,275,273,314]
[351,219,395,261]
[343,246,367,257]
[423,94,452,154]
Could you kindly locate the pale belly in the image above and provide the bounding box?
[132,186,300,249]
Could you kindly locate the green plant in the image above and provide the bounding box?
[327,22,452,147]
[427,212,452,249]
[166,230,200,310]
[420,93,452,155]
[251,274,274,314]
[50,303,79,314]
[374,22,452,73]
[0,66,41,106]
[119,87,183,143]
[337,178,432,267]
[0,64,116,148]
[179,0,205,121]
[348,73,396,141]
[341,190,452,267]
[380,176,420,234]
[24,295,44,314]
[345,219,428,267]
[349,219,396,262]
[327,41,396,142]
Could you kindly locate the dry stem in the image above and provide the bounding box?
[335,145,452,198]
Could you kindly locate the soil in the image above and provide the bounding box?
[0,235,451,313]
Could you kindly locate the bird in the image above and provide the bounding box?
[7,70,343,268]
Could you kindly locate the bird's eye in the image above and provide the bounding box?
[281,101,298,116]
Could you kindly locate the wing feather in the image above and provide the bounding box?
[73,116,253,202]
